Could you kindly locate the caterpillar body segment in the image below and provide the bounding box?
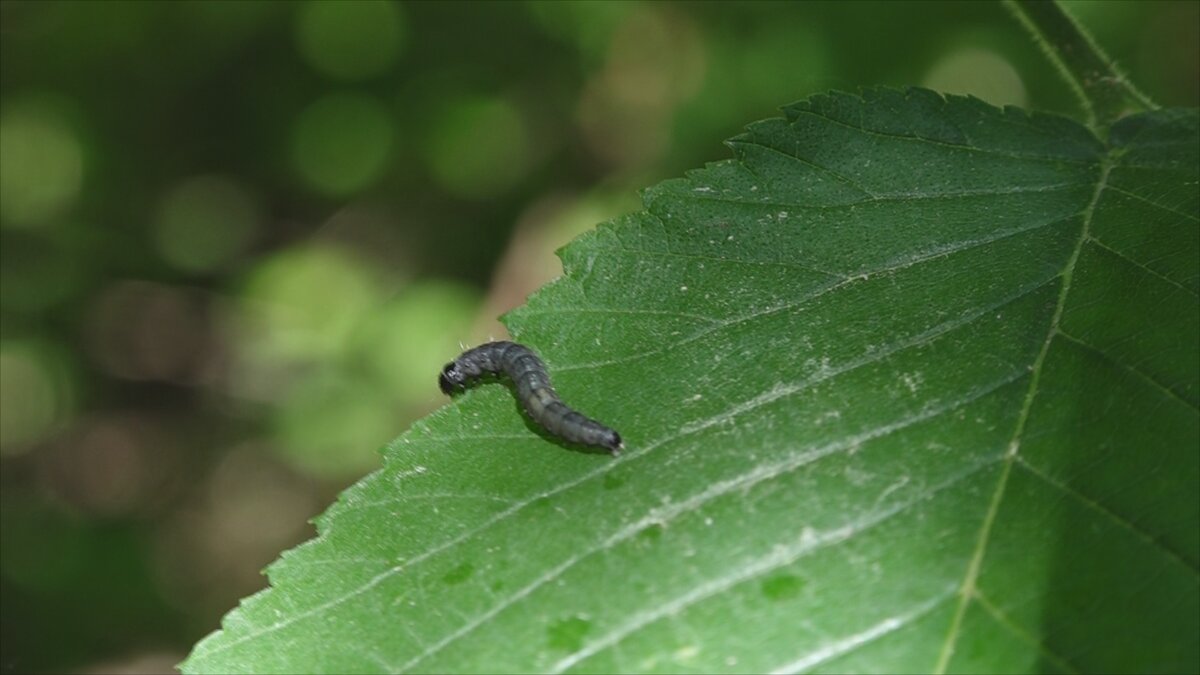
[439,341,623,455]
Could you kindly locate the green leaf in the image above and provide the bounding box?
[183,88,1199,674]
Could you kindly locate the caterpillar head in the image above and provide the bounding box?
[600,429,624,456]
[438,362,468,394]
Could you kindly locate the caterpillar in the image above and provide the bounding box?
[439,341,623,455]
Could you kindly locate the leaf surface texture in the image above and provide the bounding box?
[184,89,1199,674]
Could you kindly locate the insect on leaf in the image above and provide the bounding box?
[183,88,1199,674]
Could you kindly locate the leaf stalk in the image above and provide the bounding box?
[1004,0,1156,132]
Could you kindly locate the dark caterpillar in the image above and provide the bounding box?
[439,341,623,455]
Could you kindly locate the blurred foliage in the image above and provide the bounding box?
[0,1,1195,673]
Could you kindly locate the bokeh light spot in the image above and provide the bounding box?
[295,0,406,81]
[238,244,383,365]
[923,47,1028,108]
[203,446,317,563]
[272,371,392,476]
[153,444,319,612]
[355,281,481,406]
[478,190,639,332]
[86,281,212,383]
[154,175,261,273]
[576,6,705,169]
[605,6,706,107]
[525,1,632,63]
[39,415,181,517]
[0,100,84,227]
[426,97,530,199]
[291,93,395,196]
[0,341,73,453]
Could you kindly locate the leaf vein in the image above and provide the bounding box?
[397,371,1023,672]
[678,282,1051,438]
[1055,328,1198,411]
[517,307,722,324]
[1085,236,1199,299]
[973,590,1081,674]
[354,493,520,511]
[550,461,994,674]
[1103,184,1200,223]
[933,154,1112,673]
[684,181,1091,212]
[732,136,877,197]
[609,244,846,278]
[1014,456,1199,574]
[558,215,1073,374]
[788,106,1099,165]
[767,591,957,675]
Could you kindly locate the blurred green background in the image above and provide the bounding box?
[0,1,1195,672]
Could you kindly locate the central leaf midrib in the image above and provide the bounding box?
[932,152,1115,673]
